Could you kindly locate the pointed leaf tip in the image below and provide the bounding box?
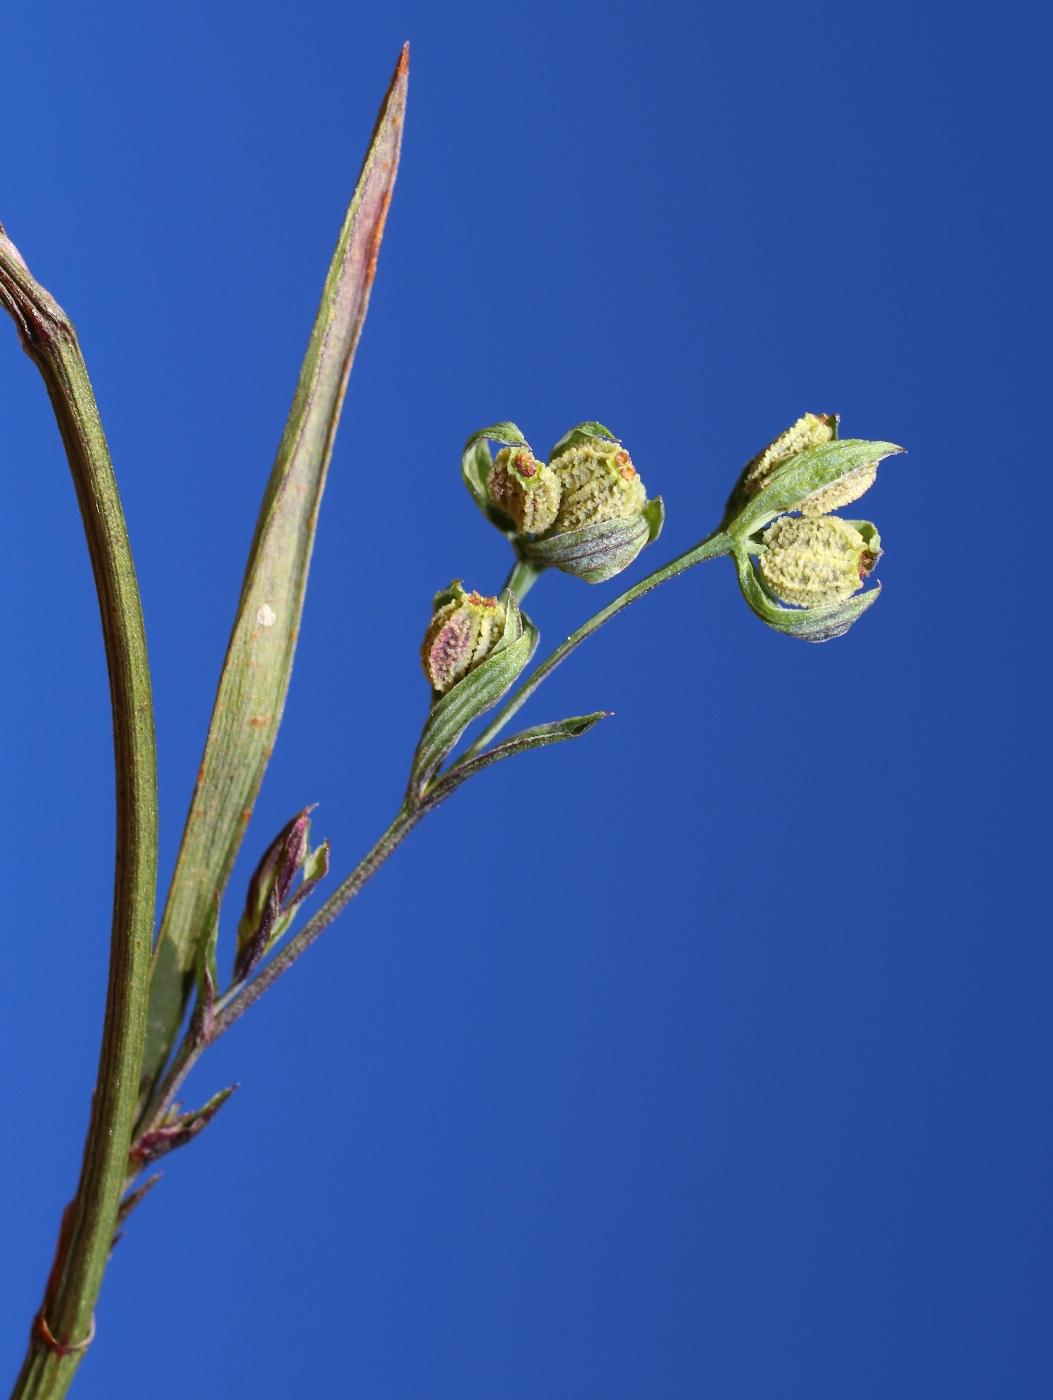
[143,54,409,1087]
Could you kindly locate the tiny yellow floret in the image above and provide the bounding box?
[796,460,879,516]
[725,412,836,520]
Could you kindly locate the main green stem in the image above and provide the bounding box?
[0,228,158,1400]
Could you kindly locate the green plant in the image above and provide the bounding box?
[0,47,902,1399]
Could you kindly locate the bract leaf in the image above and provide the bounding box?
[408,595,538,799]
[520,510,654,583]
[423,713,611,806]
[734,547,880,642]
[143,48,409,1087]
[643,496,665,544]
[128,1086,237,1169]
[460,422,529,531]
[547,421,619,461]
[730,438,903,538]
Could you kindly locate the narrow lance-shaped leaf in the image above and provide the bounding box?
[729,438,904,538]
[422,713,611,806]
[142,48,409,1087]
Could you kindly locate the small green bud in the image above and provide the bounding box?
[724,412,837,523]
[757,515,881,608]
[486,446,561,533]
[551,439,647,531]
[421,581,508,694]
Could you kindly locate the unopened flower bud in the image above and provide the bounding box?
[551,439,647,531]
[758,515,881,608]
[421,581,508,694]
[486,447,561,533]
[234,809,329,984]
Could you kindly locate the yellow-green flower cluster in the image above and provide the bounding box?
[487,436,647,535]
[794,460,880,517]
[420,582,507,694]
[758,516,880,608]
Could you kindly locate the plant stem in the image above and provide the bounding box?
[0,228,157,1400]
[464,529,733,759]
[131,532,732,1176]
[131,805,422,1145]
[212,805,422,1033]
[503,554,544,602]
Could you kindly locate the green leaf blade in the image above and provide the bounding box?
[424,713,611,804]
[142,47,410,1087]
[731,438,903,537]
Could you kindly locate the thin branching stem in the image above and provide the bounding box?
[131,528,733,1145]
[130,805,423,1151]
[463,529,733,760]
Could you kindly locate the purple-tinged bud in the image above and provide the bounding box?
[421,581,508,695]
[234,808,330,984]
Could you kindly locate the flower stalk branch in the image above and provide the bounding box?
[128,526,735,1142]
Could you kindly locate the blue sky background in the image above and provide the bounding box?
[0,2,1049,1396]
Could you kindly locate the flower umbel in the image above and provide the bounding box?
[723,414,903,641]
[461,422,663,589]
[421,581,508,694]
[758,515,881,608]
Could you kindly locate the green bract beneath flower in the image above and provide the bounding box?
[550,439,647,531]
[462,422,663,590]
[724,412,837,523]
[421,581,508,694]
[487,447,561,533]
[758,515,880,608]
